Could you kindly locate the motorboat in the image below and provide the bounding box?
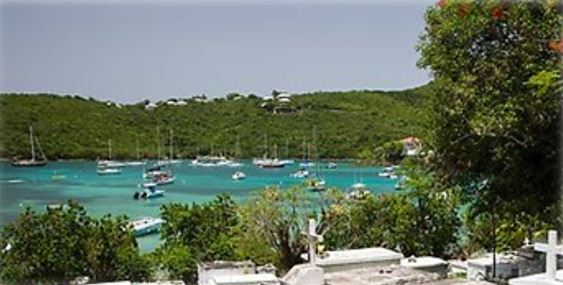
[143,164,165,179]
[292,168,309,178]
[144,172,175,186]
[97,167,122,175]
[299,162,315,168]
[128,217,164,237]
[232,171,246,181]
[326,162,338,169]
[134,185,165,200]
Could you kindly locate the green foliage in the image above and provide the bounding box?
[373,140,405,165]
[417,0,561,250]
[324,163,461,258]
[0,201,151,284]
[235,187,315,272]
[157,194,238,283]
[0,87,429,160]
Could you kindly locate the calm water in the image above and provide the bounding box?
[0,160,395,252]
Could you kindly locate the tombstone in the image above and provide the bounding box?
[509,230,563,285]
[400,256,448,279]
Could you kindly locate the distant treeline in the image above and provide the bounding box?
[0,86,430,160]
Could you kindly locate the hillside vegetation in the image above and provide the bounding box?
[0,85,430,159]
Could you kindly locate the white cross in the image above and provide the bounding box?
[305,219,323,266]
[534,230,563,281]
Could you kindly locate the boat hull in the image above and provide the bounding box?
[11,160,47,167]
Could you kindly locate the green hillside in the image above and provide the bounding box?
[0,85,430,160]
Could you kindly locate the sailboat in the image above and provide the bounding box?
[157,129,182,165]
[231,136,246,180]
[126,139,147,166]
[98,139,126,168]
[305,128,326,192]
[347,172,370,200]
[299,141,315,168]
[11,126,47,167]
[279,138,294,165]
[254,135,286,168]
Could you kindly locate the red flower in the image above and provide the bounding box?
[547,40,563,53]
[437,0,446,8]
[459,3,470,16]
[492,7,504,20]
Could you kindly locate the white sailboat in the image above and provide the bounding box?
[98,139,126,168]
[126,139,147,166]
[11,126,47,167]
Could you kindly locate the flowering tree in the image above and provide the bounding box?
[417,0,561,255]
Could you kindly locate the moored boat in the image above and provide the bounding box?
[11,126,47,167]
[134,184,165,200]
[347,182,370,200]
[97,167,122,175]
[291,168,309,178]
[128,217,164,237]
[232,171,246,181]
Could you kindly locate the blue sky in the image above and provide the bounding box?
[0,0,434,103]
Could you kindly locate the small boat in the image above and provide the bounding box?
[232,171,246,180]
[257,158,286,168]
[98,160,127,168]
[378,171,392,177]
[143,172,175,186]
[11,126,47,167]
[347,183,370,200]
[326,162,338,169]
[97,167,122,175]
[192,155,234,167]
[291,168,309,178]
[125,161,147,166]
[128,217,164,237]
[305,178,326,192]
[51,175,66,181]
[134,185,165,200]
[143,164,165,179]
[299,162,315,168]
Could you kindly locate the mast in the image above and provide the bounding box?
[136,138,140,160]
[108,139,112,160]
[285,138,289,159]
[236,135,241,158]
[29,126,35,161]
[169,129,173,161]
[156,126,161,160]
[273,144,278,159]
[263,134,268,159]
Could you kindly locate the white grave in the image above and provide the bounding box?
[314,247,403,273]
[210,273,279,285]
[400,256,448,279]
[510,230,563,285]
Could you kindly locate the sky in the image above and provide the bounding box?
[0,0,434,103]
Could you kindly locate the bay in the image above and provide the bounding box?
[0,160,396,252]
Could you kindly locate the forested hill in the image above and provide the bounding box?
[0,85,430,160]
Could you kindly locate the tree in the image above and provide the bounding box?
[156,194,239,283]
[0,201,151,284]
[235,187,314,272]
[324,161,461,258]
[417,0,561,252]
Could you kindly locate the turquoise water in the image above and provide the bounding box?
[0,160,395,252]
